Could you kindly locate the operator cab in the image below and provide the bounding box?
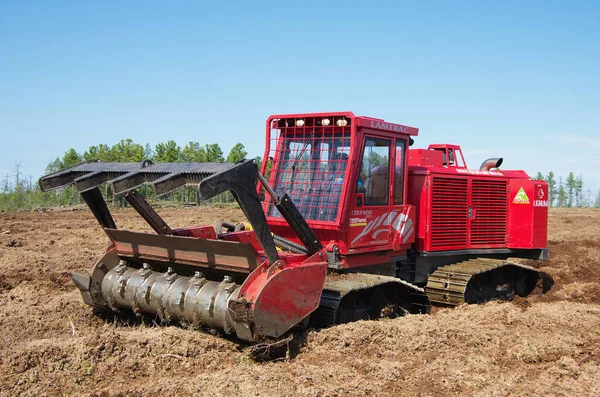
[261,112,419,253]
[263,115,352,223]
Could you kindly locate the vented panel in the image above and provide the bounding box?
[470,179,507,245]
[430,177,468,248]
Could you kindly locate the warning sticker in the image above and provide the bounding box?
[512,187,530,204]
[349,218,367,227]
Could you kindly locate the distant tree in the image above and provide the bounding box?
[178,142,207,203]
[565,172,576,207]
[82,146,96,161]
[62,148,83,168]
[45,157,62,174]
[111,139,145,162]
[580,188,594,208]
[41,158,63,207]
[12,162,25,208]
[2,174,10,194]
[255,155,262,167]
[546,172,557,207]
[575,175,584,207]
[533,172,545,181]
[144,143,153,160]
[204,143,224,163]
[257,155,274,191]
[84,144,113,161]
[226,143,247,163]
[558,177,567,207]
[154,140,181,163]
[181,142,206,162]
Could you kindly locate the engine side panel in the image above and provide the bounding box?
[408,168,548,253]
[507,179,548,249]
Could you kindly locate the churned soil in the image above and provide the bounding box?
[0,206,599,396]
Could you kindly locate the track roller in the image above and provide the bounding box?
[425,258,547,305]
[311,273,430,328]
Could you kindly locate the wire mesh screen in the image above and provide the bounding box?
[265,117,351,223]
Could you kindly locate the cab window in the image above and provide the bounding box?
[356,138,391,206]
[393,139,406,205]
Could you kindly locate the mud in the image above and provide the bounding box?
[0,207,599,396]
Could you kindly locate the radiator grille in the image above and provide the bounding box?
[430,177,468,248]
[470,179,507,245]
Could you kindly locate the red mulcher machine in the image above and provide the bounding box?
[39,112,550,342]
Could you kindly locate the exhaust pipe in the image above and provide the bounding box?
[480,158,503,171]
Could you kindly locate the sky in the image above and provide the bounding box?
[1,1,599,195]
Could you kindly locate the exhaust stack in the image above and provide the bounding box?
[480,158,503,171]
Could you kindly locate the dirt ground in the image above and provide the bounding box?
[0,206,599,396]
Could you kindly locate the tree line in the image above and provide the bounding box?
[0,139,250,211]
[2,146,599,211]
[533,171,599,208]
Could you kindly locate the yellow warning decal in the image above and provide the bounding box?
[349,218,367,227]
[512,187,530,204]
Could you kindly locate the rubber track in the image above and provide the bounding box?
[311,273,430,328]
[425,258,542,305]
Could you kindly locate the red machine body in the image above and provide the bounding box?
[407,145,548,253]
[42,111,548,342]
[259,112,547,283]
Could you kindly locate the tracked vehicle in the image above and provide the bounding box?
[39,112,549,341]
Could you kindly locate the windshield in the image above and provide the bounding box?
[267,132,351,222]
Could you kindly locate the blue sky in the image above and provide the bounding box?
[1,1,599,194]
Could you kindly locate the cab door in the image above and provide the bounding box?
[348,136,395,248]
[391,138,415,248]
